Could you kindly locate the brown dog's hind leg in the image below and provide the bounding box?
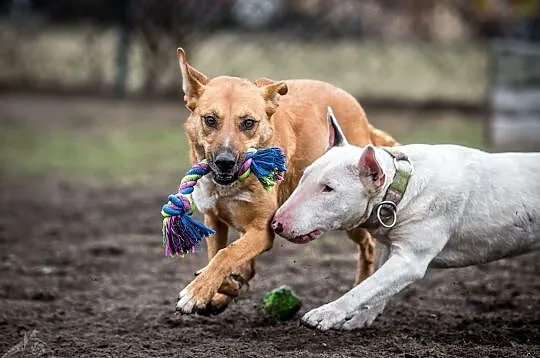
[346,227,376,285]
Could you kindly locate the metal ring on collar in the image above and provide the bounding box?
[376,201,398,228]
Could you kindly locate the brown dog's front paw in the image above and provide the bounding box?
[176,274,221,314]
[195,293,232,316]
[218,274,250,297]
[195,268,250,298]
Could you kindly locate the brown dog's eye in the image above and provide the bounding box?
[322,184,334,193]
[203,115,218,128]
[240,119,256,131]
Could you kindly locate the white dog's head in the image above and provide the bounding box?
[272,108,387,243]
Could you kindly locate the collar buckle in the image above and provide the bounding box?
[362,148,413,230]
[375,201,398,228]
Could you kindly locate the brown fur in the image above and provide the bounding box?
[176,48,398,313]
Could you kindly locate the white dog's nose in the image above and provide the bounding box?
[271,219,284,234]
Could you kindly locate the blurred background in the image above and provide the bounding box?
[1,2,540,356]
[0,0,539,186]
[1,0,540,242]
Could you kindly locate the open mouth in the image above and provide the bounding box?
[213,173,238,185]
[286,229,323,244]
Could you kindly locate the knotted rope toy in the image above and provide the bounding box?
[161,147,286,256]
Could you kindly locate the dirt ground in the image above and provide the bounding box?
[0,174,539,358]
[0,95,539,358]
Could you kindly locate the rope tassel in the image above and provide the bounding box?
[161,161,214,256]
[161,147,286,256]
[238,147,287,190]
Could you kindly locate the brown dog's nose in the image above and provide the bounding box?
[272,220,284,234]
[215,151,236,172]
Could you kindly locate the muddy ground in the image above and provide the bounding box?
[0,95,539,357]
[1,177,539,358]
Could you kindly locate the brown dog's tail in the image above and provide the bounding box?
[368,124,400,146]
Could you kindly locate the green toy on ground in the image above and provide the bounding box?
[262,285,302,321]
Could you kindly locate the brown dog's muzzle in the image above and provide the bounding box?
[210,148,239,185]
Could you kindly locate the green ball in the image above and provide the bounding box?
[262,285,302,321]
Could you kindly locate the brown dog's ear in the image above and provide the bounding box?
[358,146,385,190]
[177,48,209,109]
[263,81,288,100]
[326,106,349,150]
[257,79,288,116]
[254,77,275,87]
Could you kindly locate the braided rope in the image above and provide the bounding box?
[161,147,286,256]
[238,149,255,182]
[238,147,286,191]
[161,160,213,256]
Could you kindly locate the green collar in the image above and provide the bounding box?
[362,147,414,229]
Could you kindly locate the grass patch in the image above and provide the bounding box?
[0,122,190,187]
[0,95,488,187]
[0,110,486,187]
[391,117,486,149]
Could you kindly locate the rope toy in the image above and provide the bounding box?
[161,147,286,256]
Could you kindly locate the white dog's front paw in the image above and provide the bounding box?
[302,302,386,331]
[340,303,385,330]
[301,303,350,331]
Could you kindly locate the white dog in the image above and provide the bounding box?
[271,108,540,331]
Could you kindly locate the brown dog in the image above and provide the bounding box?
[175,48,398,314]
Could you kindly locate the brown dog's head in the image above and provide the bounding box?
[177,48,288,185]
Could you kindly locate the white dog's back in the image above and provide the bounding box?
[397,144,540,267]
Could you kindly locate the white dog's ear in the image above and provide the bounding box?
[358,145,385,190]
[326,106,349,150]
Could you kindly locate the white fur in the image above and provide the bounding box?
[233,191,253,203]
[192,176,253,214]
[274,143,540,330]
[222,136,231,148]
[192,176,218,213]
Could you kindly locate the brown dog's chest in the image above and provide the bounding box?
[192,176,265,232]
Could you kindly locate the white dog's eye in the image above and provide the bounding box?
[322,184,334,192]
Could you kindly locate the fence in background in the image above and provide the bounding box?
[488,39,540,149]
